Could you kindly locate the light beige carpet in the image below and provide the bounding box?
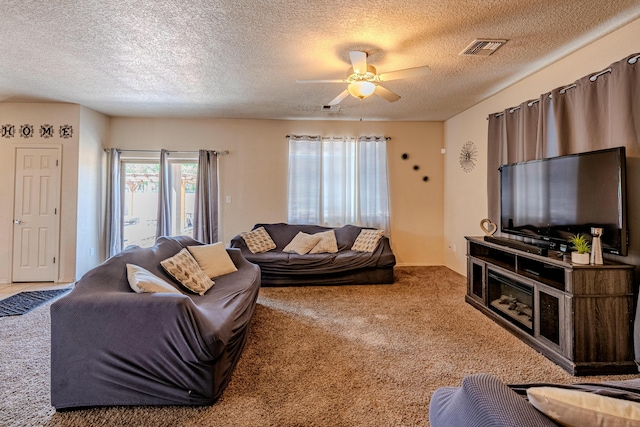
[1,267,637,427]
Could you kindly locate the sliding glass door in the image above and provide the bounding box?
[122,158,197,248]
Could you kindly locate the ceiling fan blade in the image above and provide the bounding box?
[297,79,346,84]
[349,51,368,74]
[328,89,350,105]
[377,65,431,81]
[374,85,401,102]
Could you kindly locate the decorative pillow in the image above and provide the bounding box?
[160,248,214,295]
[351,229,385,252]
[126,264,182,294]
[241,226,277,254]
[527,386,640,427]
[309,230,339,254]
[187,242,238,278]
[283,232,322,255]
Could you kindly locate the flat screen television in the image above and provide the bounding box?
[500,147,627,255]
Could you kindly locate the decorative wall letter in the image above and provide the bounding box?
[59,124,73,139]
[40,124,54,138]
[20,124,34,138]
[2,124,15,138]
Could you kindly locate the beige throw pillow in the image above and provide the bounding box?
[527,386,640,427]
[240,226,277,254]
[283,232,322,255]
[126,264,182,294]
[351,229,384,252]
[187,242,238,279]
[309,230,339,254]
[160,248,214,295]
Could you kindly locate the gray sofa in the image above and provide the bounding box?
[229,223,396,286]
[50,236,261,409]
[429,373,640,427]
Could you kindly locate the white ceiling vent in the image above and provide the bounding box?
[321,105,341,112]
[460,39,507,56]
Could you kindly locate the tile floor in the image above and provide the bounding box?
[0,282,74,301]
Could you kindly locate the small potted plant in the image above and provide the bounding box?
[569,233,591,265]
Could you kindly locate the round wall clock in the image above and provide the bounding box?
[459,141,477,173]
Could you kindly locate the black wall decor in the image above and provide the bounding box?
[401,152,429,182]
[0,123,73,140]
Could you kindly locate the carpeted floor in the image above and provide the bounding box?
[1,266,637,427]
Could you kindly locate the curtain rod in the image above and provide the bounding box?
[285,135,391,141]
[104,149,229,155]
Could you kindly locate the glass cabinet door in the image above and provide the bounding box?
[536,287,565,354]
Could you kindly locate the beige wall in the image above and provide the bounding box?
[76,106,110,278]
[443,17,640,275]
[110,118,445,266]
[0,103,81,283]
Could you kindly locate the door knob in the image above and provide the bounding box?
[13,219,21,224]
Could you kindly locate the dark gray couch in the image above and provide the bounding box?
[429,373,640,427]
[229,223,396,286]
[50,236,260,409]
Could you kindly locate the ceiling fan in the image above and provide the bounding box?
[297,51,430,105]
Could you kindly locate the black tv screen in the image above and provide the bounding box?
[500,147,627,255]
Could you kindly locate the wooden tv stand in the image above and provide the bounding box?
[466,236,636,376]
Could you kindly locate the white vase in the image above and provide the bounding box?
[571,252,590,265]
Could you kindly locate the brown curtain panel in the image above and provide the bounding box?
[487,99,542,229]
[551,53,640,156]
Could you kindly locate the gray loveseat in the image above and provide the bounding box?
[50,236,260,409]
[229,223,396,286]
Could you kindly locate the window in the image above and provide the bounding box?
[122,156,197,248]
[288,135,390,231]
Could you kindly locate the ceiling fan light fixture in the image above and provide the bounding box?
[348,81,376,99]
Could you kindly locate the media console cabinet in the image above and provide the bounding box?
[466,236,636,375]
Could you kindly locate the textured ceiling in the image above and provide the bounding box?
[1,1,640,121]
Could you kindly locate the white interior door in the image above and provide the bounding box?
[12,147,61,282]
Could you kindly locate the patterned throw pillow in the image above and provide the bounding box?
[351,229,385,252]
[283,232,322,255]
[160,248,214,295]
[187,242,238,279]
[309,230,339,254]
[240,226,277,254]
[126,264,182,294]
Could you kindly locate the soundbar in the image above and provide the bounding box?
[483,236,548,256]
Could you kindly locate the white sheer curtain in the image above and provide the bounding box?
[288,136,321,224]
[358,137,390,231]
[288,135,390,232]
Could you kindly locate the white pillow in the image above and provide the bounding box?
[160,248,214,296]
[527,386,640,427]
[240,226,277,254]
[126,264,181,294]
[309,230,339,254]
[351,229,384,252]
[283,232,322,255]
[187,242,238,279]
